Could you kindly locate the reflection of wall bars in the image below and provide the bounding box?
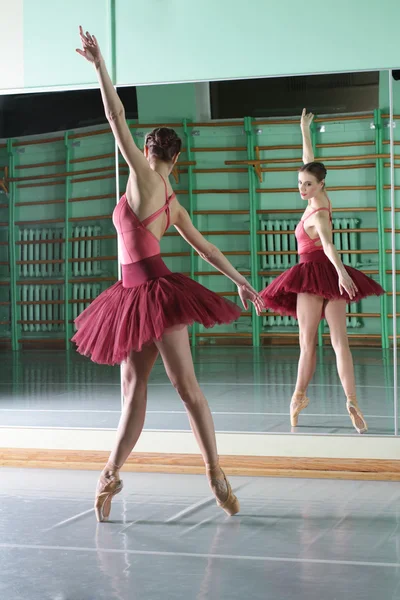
[260,218,360,269]
[19,282,101,332]
[18,226,102,278]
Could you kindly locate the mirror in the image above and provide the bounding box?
[0,70,397,439]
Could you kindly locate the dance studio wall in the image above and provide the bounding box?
[1,68,397,350]
[2,0,400,93]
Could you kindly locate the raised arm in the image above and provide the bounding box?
[174,206,265,315]
[76,27,149,176]
[300,108,315,164]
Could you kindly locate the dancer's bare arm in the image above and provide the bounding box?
[76,27,149,177]
[314,212,358,299]
[174,206,265,314]
[300,108,315,164]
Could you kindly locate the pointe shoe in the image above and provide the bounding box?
[346,397,368,434]
[94,468,123,522]
[290,392,310,427]
[206,466,240,516]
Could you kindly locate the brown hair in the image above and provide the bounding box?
[299,161,327,184]
[145,127,182,162]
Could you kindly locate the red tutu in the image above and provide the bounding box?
[260,250,385,319]
[72,270,241,365]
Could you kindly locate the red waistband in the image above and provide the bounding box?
[299,250,329,264]
[122,254,172,287]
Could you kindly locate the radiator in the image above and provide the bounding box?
[260,218,360,270]
[18,226,102,278]
[19,282,102,332]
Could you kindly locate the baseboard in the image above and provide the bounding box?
[1,449,400,481]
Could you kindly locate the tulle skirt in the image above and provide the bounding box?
[260,250,385,319]
[72,254,241,365]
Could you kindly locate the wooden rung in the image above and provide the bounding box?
[162,252,190,257]
[69,298,94,304]
[192,146,247,153]
[11,165,118,183]
[68,127,111,140]
[14,136,64,147]
[16,239,65,246]
[68,235,116,242]
[15,218,64,225]
[0,282,10,286]
[0,242,8,246]
[381,114,400,119]
[259,269,380,276]
[0,203,8,209]
[15,199,64,207]
[128,122,183,130]
[383,140,400,145]
[0,302,10,306]
[0,261,9,265]
[69,277,116,283]
[194,210,249,215]
[257,228,378,234]
[72,153,114,164]
[17,300,64,306]
[166,230,249,236]
[261,164,375,173]
[388,314,400,318]
[0,321,10,325]
[0,222,9,226]
[193,189,248,194]
[69,215,111,222]
[260,332,381,338]
[257,207,376,214]
[16,259,64,265]
[257,186,376,193]
[69,193,115,203]
[195,271,251,276]
[17,320,64,325]
[188,121,243,129]
[69,256,117,263]
[226,154,391,165]
[258,249,378,255]
[193,168,247,174]
[17,180,64,189]
[383,185,400,190]
[18,338,64,343]
[385,250,400,254]
[195,332,252,337]
[17,279,64,285]
[258,141,375,151]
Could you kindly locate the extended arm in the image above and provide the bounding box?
[76,27,149,176]
[300,108,315,164]
[174,206,265,314]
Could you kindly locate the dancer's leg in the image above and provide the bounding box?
[95,343,159,521]
[155,325,239,515]
[324,299,367,433]
[291,293,324,426]
[108,343,159,468]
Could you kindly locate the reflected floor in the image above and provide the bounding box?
[1,468,400,600]
[0,347,396,435]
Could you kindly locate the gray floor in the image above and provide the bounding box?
[1,468,400,599]
[0,347,397,435]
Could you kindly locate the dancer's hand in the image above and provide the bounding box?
[301,108,314,129]
[76,26,102,66]
[338,271,358,299]
[237,282,265,316]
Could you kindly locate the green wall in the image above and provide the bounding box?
[6,0,399,92]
